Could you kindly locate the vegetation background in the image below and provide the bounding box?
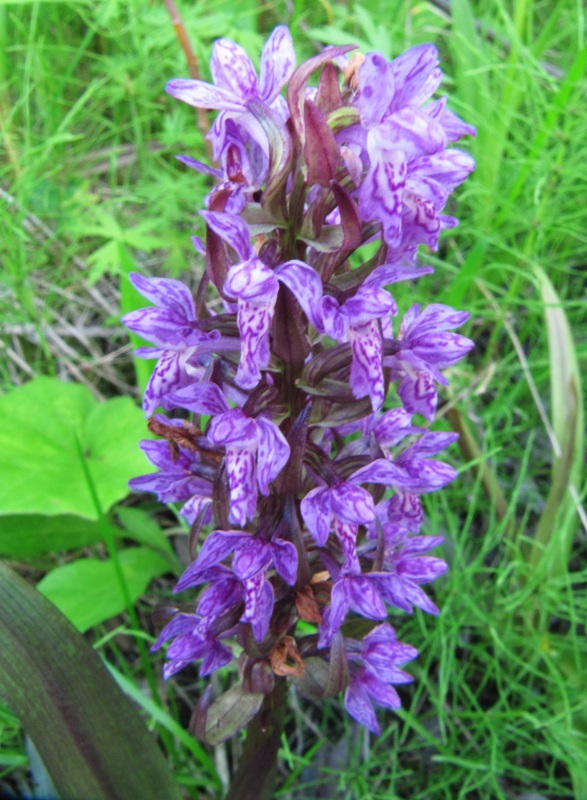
[1,0,586,798]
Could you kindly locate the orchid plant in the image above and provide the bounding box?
[123,26,475,796]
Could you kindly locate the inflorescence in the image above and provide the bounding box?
[123,27,475,736]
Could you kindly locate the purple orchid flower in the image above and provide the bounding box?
[277,261,433,410]
[152,612,233,679]
[129,427,213,525]
[208,409,290,526]
[167,381,289,526]
[202,211,280,390]
[348,46,475,249]
[176,120,256,213]
[367,532,448,615]
[122,273,238,415]
[384,303,474,420]
[344,623,418,733]
[175,529,297,641]
[166,26,295,159]
[367,491,425,540]
[301,481,375,574]
[128,29,476,741]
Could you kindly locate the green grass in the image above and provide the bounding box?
[1,0,586,798]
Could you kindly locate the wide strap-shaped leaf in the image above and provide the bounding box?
[0,563,182,800]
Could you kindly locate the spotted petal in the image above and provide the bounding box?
[256,417,290,494]
[226,448,258,525]
[259,25,296,104]
[359,143,406,247]
[165,78,246,112]
[211,38,258,97]
[201,210,252,263]
[390,44,441,109]
[348,319,385,410]
[357,52,395,126]
[128,273,196,319]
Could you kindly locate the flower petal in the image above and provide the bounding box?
[345,678,380,734]
[372,408,419,449]
[347,576,387,619]
[165,78,245,112]
[201,210,252,263]
[210,38,258,97]
[345,679,380,734]
[232,538,272,580]
[330,483,375,525]
[275,260,325,331]
[398,371,437,421]
[259,26,296,104]
[168,381,230,416]
[348,319,386,411]
[360,142,406,247]
[177,531,244,588]
[390,44,441,108]
[300,486,332,546]
[208,409,258,448]
[128,272,196,319]
[226,447,258,525]
[256,417,290,494]
[357,52,395,126]
[143,351,183,416]
[271,539,298,585]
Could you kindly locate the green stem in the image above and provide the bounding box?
[224,678,287,800]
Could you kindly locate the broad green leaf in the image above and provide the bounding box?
[0,377,150,520]
[105,662,220,785]
[0,514,119,558]
[0,563,182,800]
[37,547,171,632]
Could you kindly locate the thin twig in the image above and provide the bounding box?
[162,0,213,159]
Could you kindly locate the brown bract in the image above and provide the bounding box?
[269,635,305,677]
[295,584,323,624]
[342,52,366,90]
[147,416,222,463]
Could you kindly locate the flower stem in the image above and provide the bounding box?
[224,678,287,800]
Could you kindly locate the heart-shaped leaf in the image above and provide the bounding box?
[37,547,171,631]
[0,377,150,519]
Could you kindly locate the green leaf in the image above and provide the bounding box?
[0,514,119,558]
[0,562,182,800]
[528,267,584,574]
[115,506,178,561]
[105,662,220,786]
[197,683,264,746]
[87,239,121,283]
[0,377,150,520]
[37,547,171,632]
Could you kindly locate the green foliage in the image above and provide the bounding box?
[37,547,172,631]
[0,377,150,518]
